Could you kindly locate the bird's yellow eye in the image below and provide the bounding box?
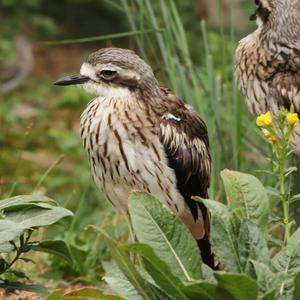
[100,69,117,80]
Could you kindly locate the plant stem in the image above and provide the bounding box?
[1,230,33,275]
[277,128,290,245]
[279,164,290,245]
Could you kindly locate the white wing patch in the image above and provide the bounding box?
[162,113,181,122]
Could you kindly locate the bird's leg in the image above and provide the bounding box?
[125,212,138,263]
[125,212,136,243]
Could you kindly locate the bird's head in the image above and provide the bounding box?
[250,0,300,42]
[54,47,161,101]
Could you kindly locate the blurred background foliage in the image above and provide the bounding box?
[1,0,300,288]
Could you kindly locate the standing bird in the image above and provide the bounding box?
[235,0,300,154]
[54,48,215,268]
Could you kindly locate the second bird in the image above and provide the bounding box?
[235,0,300,154]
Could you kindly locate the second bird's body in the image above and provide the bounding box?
[235,0,300,153]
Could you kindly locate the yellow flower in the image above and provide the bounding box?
[256,112,272,127]
[286,113,299,127]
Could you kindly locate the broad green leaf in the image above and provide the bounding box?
[251,261,289,299]
[293,273,300,300]
[103,261,143,300]
[92,226,156,300]
[211,214,241,273]
[201,264,217,284]
[221,170,269,228]
[147,285,174,300]
[272,229,300,298]
[272,228,300,276]
[0,205,73,243]
[122,243,188,300]
[104,262,171,300]
[47,287,124,299]
[238,221,270,274]
[199,199,231,226]
[69,243,89,275]
[201,200,241,273]
[128,192,202,281]
[28,240,73,265]
[215,273,258,300]
[181,282,216,300]
[0,195,57,211]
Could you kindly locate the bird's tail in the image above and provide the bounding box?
[197,234,219,270]
[182,204,219,270]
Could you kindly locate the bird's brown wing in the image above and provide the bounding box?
[268,44,300,112]
[158,88,215,267]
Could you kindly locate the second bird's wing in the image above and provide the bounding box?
[268,43,300,113]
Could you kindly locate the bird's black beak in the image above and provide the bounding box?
[54,74,90,86]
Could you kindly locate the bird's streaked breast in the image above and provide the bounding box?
[80,95,187,215]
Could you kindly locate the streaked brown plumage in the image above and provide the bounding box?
[235,0,300,154]
[54,48,216,268]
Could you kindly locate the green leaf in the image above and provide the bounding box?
[261,290,275,300]
[122,243,189,300]
[11,270,29,279]
[128,192,202,281]
[28,240,73,265]
[47,290,65,300]
[293,273,300,300]
[47,287,124,299]
[0,205,73,243]
[201,264,217,284]
[290,194,300,204]
[0,195,57,211]
[215,273,258,300]
[198,199,231,225]
[103,261,144,300]
[0,242,15,253]
[272,228,300,276]
[284,167,297,177]
[180,282,216,300]
[220,170,269,228]
[265,187,281,199]
[91,226,156,300]
[103,261,170,300]
[251,261,289,298]
[272,229,300,297]
[41,29,164,45]
[238,221,270,274]
[201,200,241,273]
